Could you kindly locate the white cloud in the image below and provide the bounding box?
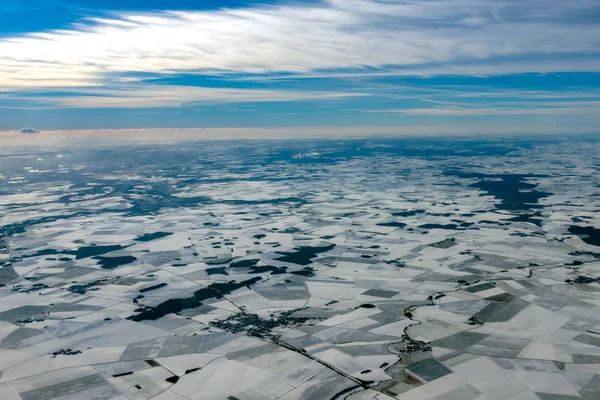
[0,0,598,88]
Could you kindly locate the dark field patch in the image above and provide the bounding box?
[429,239,457,249]
[128,277,262,321]
[70,245,125,259]
[485,298,528,323]
[230,259,260,268]
[419,224,458,230]
[206,267,228,276]
[249,265,287,275]
[377,222,407,228]
[445,171,549,211]
[0,305,48,324]
[433,331,488,351]
[464,282,496,293]
[362,289,398,298]
[471,302,506,322]
[290,267,316,277]
[94,255,137,269]
[569,225,600,247]
[391,210,425,217]
[407,358,452,382]
[139,283,168,293]
[0,266,19,284]
[275,244,335,266]
[19,373,114,400]
[134,232,173,242]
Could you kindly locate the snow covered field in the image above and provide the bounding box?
[0,137,599,399]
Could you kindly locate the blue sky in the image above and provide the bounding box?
[1,0,599,134]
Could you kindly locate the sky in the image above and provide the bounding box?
[0,0,599,135]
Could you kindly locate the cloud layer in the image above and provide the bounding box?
[1,0,598,133]
[1,0,599,88]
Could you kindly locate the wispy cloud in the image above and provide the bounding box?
[360,105,600,116]
[400,108,588,116]
[233,59,600,82]
[1,0,598,89]
[10,85,368,108]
